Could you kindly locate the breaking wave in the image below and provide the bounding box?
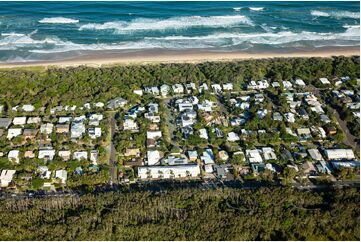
[249,7,264,11]
[79,15,254,33]
[311,10,359,19]
[39,17,79,24]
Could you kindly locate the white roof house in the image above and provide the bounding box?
[227,132,240,142]
[308,149,323,161]
[90,150,99,164]
[40,123,54,134]
[94,102,105,108]
[58,150,71,160]
[179,102,194,112]
[319,77,331,85]
[160,84,170,97]
[295,78,306,86]
[27,117,42,124]
[197,100,213,112]
[187,150,198,161]
[222,83,233,91]
[262,147,277,160]
[172,84,184,94]
[8,150,20,163]
[204,164,214,173]
[282,81,293,90]
[71,122,85,139]
[55,170,67,184]
[199,128,208,140]
[147,130,162,139]
[285,112,295,123]
[22,104,35,112]
[246,149,263,163]
[89,114,103,126]
[201,149,214,165]
[123,118,138,130]
[13,117,27,126]
[147,150,161,166]
[7,128,22,139]
[145,86,160,96]
[325,149,355,160]
[211,84,222,93]
[73,151,88,161]
[38,148,56,160]
[58,116,72,124]
[0,170,16,187]
[138,164,200,179]
[133,89,143,96]
[89,127,102,139]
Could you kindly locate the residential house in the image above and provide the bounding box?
[147,150,161,166]
[172,84,184,94]
[56,124,70,134]
[160,84,170,97]
[0,170,16,187]
[246,149,263,163]
[73,151,88,161]
[23,129,37,140]
[199,128,208,140]
[187,150,198,161]
[7,128,22,139]
[89,127,102,139]
[222,83,233,91]
[71,122,85,139]
[319,77,331,85]
[40,123,54,135]
[200,149,215,165]
[27,117,42,125]
[211,84,222,93]
[90,150,99,164]
[107,97,127,109]
[227,132,240,142]
[13,117,27,126]
[308,149,323,161]
[0,118,12,129]
[55,170,67,184]
[58,150,71,161]
[22,104,35,112]
[38,148,56,160]
[262,147,277,160]
[325,149,355,160]
[138,164,200,179]
[8,150,20,163]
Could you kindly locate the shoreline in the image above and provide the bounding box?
[0,47,359,69]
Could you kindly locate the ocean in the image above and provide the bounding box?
[0,1,359,63]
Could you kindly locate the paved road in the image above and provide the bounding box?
[308,85,359,151]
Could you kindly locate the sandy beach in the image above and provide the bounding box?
[0,47,359,69]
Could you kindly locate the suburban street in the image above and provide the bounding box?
[308,85,359,151]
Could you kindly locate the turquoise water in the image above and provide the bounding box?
[0,1,359,63]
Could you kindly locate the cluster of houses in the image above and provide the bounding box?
[0,75,359,188]
[0,97,130,188]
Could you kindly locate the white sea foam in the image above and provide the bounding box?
[249,7,264,11]
[79,15,254,33]
[1,32,25,37]
[311,10,359,19]
[233,7,242,12]
[0,27,358,54]
[39,17,79,24]
[310,10,330,17]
